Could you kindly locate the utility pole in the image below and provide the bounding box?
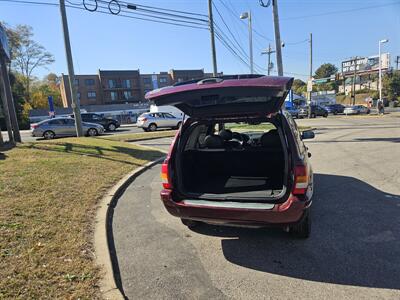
[308,33,312,118]
[0,55,21,143]
[208,0,218,77]
[59,0,83,136]
[0,77,13,143]
[272,0,283,76]
[261,43,275,75]
[249,11,253,74]
[396,56,400,70]
[352,57,357,105]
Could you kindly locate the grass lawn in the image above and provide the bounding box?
[101,130,177,142]
[0,137,164,299]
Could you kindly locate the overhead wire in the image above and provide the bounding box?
[0,0,210,30]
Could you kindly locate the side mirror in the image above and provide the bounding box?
[301,130,315,140]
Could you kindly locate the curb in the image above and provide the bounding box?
[94,155,166,300]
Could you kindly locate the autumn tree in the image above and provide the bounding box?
[6,24,54,99]
[30,74,62,109]
[314,63,338,79]
[292,79,307,96]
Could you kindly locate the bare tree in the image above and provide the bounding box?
[6,25,55,99]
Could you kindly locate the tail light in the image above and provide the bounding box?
[161,158,172,189]
[161,131,180,190]
[293,165,308,195]
[31,124,38,129]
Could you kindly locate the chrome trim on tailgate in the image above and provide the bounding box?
[182,200,274,210]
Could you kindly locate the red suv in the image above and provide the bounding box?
[146,75,315,238]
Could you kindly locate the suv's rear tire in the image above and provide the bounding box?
[323,112,328,118]
[107,123,117,131]
[290,209,311,239]
[148,123,157,132]
[311,113,316,118]
[43,130,55,140]
[181,218,200,228]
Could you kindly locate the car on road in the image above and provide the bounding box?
[344,105,370,115]
[31,117,104,139]
[147,75,315,238]
[298,105,328,118]
[70,113,120,131]
[136,112,182,131]
[285,106,299,118]
[324,104,345,115]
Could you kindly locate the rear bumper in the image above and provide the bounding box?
[160,190,311,227]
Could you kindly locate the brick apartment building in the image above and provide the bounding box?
[60,69,216,108]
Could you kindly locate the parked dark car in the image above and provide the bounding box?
[324,104,345,115]
[147,75,315,238]
[298,105,328,118]
[285,106,299,118]
[70,113,120,131]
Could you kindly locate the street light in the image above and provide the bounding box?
[240,11,253,74]
[378,39,389,108]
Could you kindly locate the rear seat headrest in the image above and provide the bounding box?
[218,129,233,141]
[260,129,281,148]
[232,132,243,141]
[204,135,224,148]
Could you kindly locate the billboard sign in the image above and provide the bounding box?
[0,24,10,61]
[342,54,390,75]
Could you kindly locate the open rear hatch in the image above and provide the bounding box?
[149,75,294,203]
[146,75,293,118]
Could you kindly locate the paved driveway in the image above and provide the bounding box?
[113,115,400,299]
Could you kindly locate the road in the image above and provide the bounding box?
[116,115,399,299]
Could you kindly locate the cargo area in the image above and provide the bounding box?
[178,123,288,200]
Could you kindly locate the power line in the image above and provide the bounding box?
[282,2,399,21]
[116,0,208,18]
[212,2,249,60]
[0,0,209,30]
[218,0,273,42]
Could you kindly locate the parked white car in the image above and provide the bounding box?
[136,112,182,131]
[344,105,371,115]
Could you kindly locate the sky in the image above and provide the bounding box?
[0,0,399,81]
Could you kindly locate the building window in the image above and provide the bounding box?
[110,91,118,101]
[74,79,79,86]
[85,79,95,86]
[87,91,96,99]
[77,92,81,100]
[122,79,131,88]
[143,78,152,85]
[108,79,117,88]
[159,77,168,83]
[123,91,132,99]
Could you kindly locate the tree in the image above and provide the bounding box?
[30,75,62,109]
[314,63,338,79]
[5,24,55,99]
[292,79,307,96]
[382,70,400,101]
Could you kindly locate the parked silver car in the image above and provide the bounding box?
[136,112,182,131]
[344,105,370,115]
[31,117,104,139]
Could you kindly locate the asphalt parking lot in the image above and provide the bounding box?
[111,114,400,299]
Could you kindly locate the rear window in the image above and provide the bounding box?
[185,121,279,151]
